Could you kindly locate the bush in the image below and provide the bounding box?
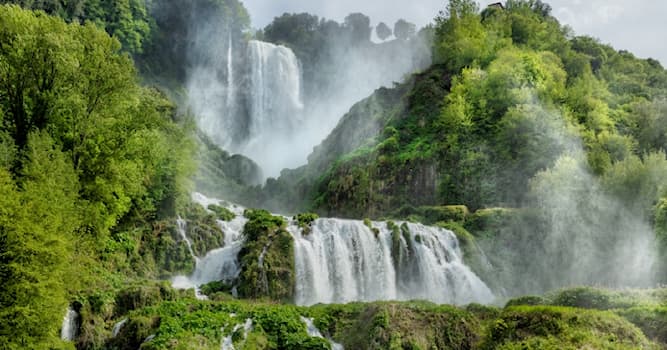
[208,204,236,221]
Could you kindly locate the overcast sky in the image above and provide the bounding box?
[242,0,667,65]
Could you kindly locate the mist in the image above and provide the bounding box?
[477,101,661,297]
[183,6,431,179]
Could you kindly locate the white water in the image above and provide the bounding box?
[177,216,196,258]
[291,220,494,306]
[172,193,494,306]
[112,318,128,338]
[60,307,78,341]
[172,194,247,295]
[301,316,344,349]
[226,32,234,110]
[242,40,304,177]
[221,318,253,350]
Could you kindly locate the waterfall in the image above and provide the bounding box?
[177,216,196,258]
[221,318,253,350]
[247,40,304,137]
[172,194,248,295]
[226,32,234,109]
[172,193,493,306]
[301,316,344,349]
[60,307,78,341]
[240,40,304,177]
[112,318,128,338]
[290,219,495,306]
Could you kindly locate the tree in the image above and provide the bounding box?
[393,19,416,40]
[376,21,392,41]
[344,12,371,43]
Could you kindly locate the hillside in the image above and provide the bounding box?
[1,1,667,349]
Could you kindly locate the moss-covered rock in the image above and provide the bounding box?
[483,306,652,349]
[114,282,177,316]
[464,208,521,237]
[208,203,236,221]
[617,306,667,344]
[419,205,470,224]
[295,212,319,235]
[237,209,295,301]
[182,202,226,256]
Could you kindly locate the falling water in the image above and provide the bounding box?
[221,318,253,350]
[177,216,196,258]
[172,194,247,294]
[226,32,234,109]
[172,193,493,306]
[301,316,344,350]
[60,307,78,341]
[290,219,495,306]
[112,318,128,338]
[240,40,305,177]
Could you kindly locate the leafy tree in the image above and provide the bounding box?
[393,19,416,40]
[344,12,371,44]
[0,132,79,349]
[376,21,392,41]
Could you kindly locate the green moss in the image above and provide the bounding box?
[484,306,652,349]
[237,209,294,301]
[418,205,470,224]
[295,212,319,235]
[464,208,521,237]
[617,306,667,344]
[505,295,549,307]
[208,204,236,221]
[200,280,234,296]
[364,218,380,237]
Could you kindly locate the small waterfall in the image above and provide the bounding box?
[226,32,234,109]
[221,318,253,350]
[301,316,344,349]
[177,216,196,258]
[112,318,128,337]
[60,307,79,341]
[172,194,247,295]
[290,219,495,306]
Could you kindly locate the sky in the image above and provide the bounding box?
[242,0,667,65]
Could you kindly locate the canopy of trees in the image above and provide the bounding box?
[0,5,194,348]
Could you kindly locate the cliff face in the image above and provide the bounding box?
[255,66,450,217]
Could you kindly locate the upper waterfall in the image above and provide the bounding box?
[241,40,305,177]
[188,39,305,179]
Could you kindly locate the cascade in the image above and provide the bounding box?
[301,316,344,349]
[177,216,196,259]
[226,32,234,109]
[172,193,494,306]
[240,40,305,177]
[112,318,128,337]
[290,219,494,306]
[172,194,247,294]
[60,307,79,341]
[221,318,253,350]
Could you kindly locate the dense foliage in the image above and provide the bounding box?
[285,0,667,218]
[4,0,667,348]
[0,5,193,348]
[76,287,667,349]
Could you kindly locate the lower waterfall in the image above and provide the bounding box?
[172,193,494,306]
[290,219,494,306]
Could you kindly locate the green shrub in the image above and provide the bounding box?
[295,212,319,235]
[208,204,236,221]
[418,205,470,224]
